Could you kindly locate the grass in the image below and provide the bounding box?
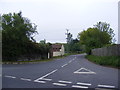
[2,56,64,64]
[86,55,120,68]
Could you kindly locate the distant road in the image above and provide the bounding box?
[2,54,119,89]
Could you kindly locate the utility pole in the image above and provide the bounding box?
[65,29,69,44]
[65,29,69,53]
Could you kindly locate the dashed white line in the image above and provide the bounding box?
[72,85,88,88]
[58,80,72,84]
[61,64,68,67]
[98,84,115,88]
[53,83,67,86]
[68,61,71,63]
[5,75,16,79]
[77,82,91,86]
[20,78,31,81]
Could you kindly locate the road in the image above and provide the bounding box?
[2,54,119,89]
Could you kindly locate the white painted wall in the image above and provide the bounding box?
[53,45,65,57]
[53,52,62,56]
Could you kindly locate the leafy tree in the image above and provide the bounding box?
[2,12,38,61]
[78,28,111,54]
[65,29,73,53]
[94,21,115,43]
[68,38,82,53]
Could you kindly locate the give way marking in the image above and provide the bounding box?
[34,69,58,83]
[74,68,96,74]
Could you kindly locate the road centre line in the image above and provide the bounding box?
[61,64,68,67]
[20,78,31,81]
[53,83,67,86]
[5,75,16,79]
[77,82,91,86]
[68,61,71,63]
[72,85,88,88]
[98,84,115,88]
[34,69,58,82]
[58,80,72,84]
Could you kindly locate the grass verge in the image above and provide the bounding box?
[2,53,79,64]
[86,55,120,68]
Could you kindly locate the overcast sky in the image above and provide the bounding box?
[0,0,119,43]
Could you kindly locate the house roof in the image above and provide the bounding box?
[52,44,62,49]
[51,44,62,52]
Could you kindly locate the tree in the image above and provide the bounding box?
[2,12,38,61]
[68,38,82,53]
[78,28,111,54]
[39,40,51,59]
[94,21,116,43]
[65,29,73,53]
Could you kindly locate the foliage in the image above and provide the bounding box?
[94,21,116,43]
[2,12,49,61]
[39,40,51,59]
[86,55,120,68]
[78,28,111,54]
[69,38,82,53]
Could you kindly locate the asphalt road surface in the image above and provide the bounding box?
[2,54,119,89]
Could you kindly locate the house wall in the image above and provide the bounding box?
[53,52,62,56]
[53,45,65,57]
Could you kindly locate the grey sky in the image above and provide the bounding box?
[0,0,119,43]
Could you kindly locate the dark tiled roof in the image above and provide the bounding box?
[51,44,62,51]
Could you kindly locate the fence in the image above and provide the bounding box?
[92,44,120,56]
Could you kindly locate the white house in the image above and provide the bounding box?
[50,44,65,57]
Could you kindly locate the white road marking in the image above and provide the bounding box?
[5,75,16,79]
[61,64,68,67]
[58,80,72,84]
[77,82,91,86]
[98,84,115,88]
[20,78,31,81]
[68,61,72,63]
[53,83,67,86]
[34,80,46,83]
[74,68,96,74]
[72,85,88,88]
[34,69,58,82]
[41,78,52,81]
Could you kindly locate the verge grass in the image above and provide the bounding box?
[86,55,120,68]
[2,53,79,64]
